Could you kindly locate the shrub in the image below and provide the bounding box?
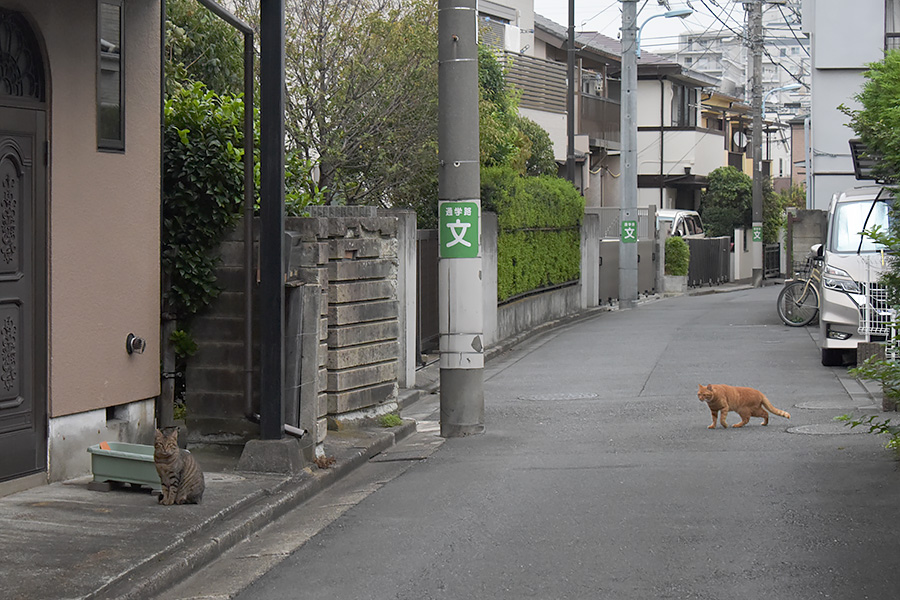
[482,167,583,301]
[517,116,557,176]
[163,82,245,321]
[700,166,752,239]
[665,236,690,276]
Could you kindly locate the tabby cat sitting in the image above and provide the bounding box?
[697,384,791,429]
[154,427,205,505]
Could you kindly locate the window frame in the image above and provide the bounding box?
[97,0,125,152]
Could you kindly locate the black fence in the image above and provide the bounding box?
[416,230,439,361]
[764,243,781,279]
[686,237,731,287]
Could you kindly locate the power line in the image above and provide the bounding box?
[579,1,619,30]
[778,4,810,57]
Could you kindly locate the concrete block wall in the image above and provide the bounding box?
[187,208,405,444]
[186,226,258,441]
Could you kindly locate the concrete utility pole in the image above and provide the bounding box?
[566,0,576,184]
[619,0,639,309]
[748,0,764,287]
[437,0,484,437]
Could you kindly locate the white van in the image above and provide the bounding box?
[657,209,704,238]
[818,185,893,366]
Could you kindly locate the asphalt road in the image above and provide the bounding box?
[182,285,900,600]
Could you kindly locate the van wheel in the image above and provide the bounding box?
[821,348,843,367]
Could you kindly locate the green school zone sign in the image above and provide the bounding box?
[439,201,479,258]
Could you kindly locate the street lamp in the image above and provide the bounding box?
[762,83,802,116]
[636,8,693,58]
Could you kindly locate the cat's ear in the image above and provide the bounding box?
[706,384,713,391]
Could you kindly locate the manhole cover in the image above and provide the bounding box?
[518,393,599,401]
[205,473,246,483]
[787,423,867,435]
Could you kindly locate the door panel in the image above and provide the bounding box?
[0,107,45,482]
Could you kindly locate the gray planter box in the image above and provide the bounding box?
[663,274,687,295]
[87,442,161,488]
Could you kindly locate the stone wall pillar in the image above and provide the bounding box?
[309,206,400,429]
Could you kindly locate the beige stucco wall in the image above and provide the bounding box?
[18,0,161,417]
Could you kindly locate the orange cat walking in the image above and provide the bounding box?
[697,384,791,429]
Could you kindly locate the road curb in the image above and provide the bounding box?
[92,426,409,600]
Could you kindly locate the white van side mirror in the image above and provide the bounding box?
[812,243,823,258]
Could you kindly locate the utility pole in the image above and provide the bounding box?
[619,0,639,309]
[748,0,764,287]
[437,0,484,437]
[566,0,575,184]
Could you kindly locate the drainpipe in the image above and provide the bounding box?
[804,116,812,210]
[241,30,254,421]
[659,75,664,208]
[159,0,174,429]
[192,0,257,422]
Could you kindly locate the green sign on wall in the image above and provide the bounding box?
[439,201,480,258]
[621,220,638,243]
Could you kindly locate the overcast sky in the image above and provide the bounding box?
[530,1,736,53]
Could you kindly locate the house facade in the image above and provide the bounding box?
[0,0,162,494]
[801,0,894,209]
[485,5,736,214]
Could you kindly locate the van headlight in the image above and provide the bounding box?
[822,264,862,293]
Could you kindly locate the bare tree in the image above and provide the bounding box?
[234,0,438,208]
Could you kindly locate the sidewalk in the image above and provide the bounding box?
[0,382,439,600]
[0,280,872,600]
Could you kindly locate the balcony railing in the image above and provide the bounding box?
[581,94,620,147]
[504,52,566,113]
[504,51,620,148]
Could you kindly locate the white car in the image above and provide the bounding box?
[657,209,704,238]
[818,185,893,366]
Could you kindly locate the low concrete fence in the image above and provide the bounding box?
[496,283,582,345]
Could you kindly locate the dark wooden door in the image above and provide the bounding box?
[0,107,45,482]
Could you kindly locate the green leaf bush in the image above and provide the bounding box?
[665,236,690,276]
[163,82,245,321]
[482,167,584,301]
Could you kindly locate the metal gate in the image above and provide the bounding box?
[685,237,730,287]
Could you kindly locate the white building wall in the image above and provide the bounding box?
[803,0,885,209]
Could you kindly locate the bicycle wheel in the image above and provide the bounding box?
[777,280,820,326]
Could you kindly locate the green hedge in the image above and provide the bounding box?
[482,167,584,301]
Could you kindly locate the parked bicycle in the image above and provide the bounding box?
[777,246,823,327]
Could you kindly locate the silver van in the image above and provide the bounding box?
[819,185,893,366]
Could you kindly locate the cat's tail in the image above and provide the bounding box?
[762,395,791,419]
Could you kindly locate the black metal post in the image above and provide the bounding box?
[259,0,285,440]
[566,0,575,184]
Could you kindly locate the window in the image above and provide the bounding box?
[684,57,693,66]
[671,83,697,128]
[98,0,124,150]
[888,0,900,50]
